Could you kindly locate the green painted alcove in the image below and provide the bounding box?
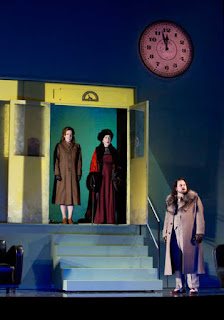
[49,105,117,223]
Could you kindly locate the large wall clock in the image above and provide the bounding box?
[139,20,194,78]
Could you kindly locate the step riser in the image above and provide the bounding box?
[50,225,140,235]
[62,268,157,280]
[53,234,144,246]
[58,256,153,268]
[55,245,148,257]
[63,280,163,291]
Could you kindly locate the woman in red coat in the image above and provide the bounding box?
[86,129,120,224]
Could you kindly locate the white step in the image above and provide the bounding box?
[56,256,153,268]
[63,279,163,291]
[52,234,144,246]
[54,245,148,257]
[61,267,158,280]
[51,225,140,235]
[51,226,163,292]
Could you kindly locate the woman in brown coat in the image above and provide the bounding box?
[163,178,205,295]
[54,126,82,224]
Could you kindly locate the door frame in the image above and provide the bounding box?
[4,81,149,225]
[127,101,149,225]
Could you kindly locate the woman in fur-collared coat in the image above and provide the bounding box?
[163,178,205,294]
[85,129,121,224]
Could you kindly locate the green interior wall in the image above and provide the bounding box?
[49,105,117,223]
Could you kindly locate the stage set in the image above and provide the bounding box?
[0,223,223,309]
[0,80,223,308]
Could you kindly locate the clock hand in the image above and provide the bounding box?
[165,34,169,50]
[162,32,169,50]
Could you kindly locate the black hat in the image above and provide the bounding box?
[97,129,114,142]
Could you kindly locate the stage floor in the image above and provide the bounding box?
[1,288,224,315]
[0,287,223,298]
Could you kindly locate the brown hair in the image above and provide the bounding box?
[61,126,75,142]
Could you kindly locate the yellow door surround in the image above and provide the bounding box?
[0,79,148,225]
[0,79,135,107]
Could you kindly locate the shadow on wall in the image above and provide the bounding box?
[148,148,171,223]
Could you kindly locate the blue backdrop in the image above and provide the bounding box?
[0,0,223,285]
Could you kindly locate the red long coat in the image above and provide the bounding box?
[86,146,117,223]
[90,150,97,172]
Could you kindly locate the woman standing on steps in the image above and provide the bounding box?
[54,126,82,224]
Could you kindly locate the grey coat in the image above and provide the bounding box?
[163,190,205,275]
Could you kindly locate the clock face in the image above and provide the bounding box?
[139,20,194,78]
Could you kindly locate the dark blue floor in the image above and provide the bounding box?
[0,287,223,297]
[1,288,223,316]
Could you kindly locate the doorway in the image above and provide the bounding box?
[5,82,148,225]
[49,105,127,223]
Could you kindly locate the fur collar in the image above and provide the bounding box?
[166,190,198,214]
[96,143,118,162]
[61,140,78,150]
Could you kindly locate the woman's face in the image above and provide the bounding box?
[102,135,111,147]
[64,130,73,144]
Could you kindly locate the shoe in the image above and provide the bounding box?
[62,218,67,224]
[170,288,186,294]
[68,218,73,224]
[189,288,198,295]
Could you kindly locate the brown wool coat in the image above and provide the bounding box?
[163,190,205,275]
[54,140,82,205]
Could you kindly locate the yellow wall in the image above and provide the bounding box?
[22,81,134,107]
[8,100,50,223]
[0,102,10,221]
[0,79,149,225]
[0,80,137,223]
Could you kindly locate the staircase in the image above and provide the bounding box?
[51,225,163,291]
